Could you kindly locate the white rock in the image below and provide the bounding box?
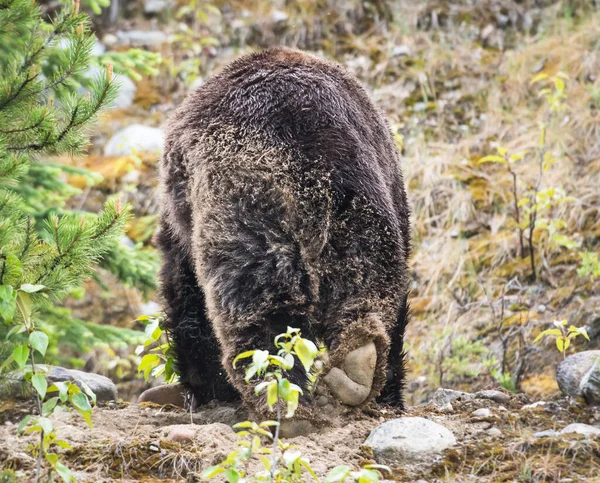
[487,427,502,437]
[559,423,600,437]
[392,45,410,57]
[472,408,491,418]
[116,30,168,47]
[363,417,456,464]
[105,125,164,156]
[111,74,137,109]
[271,9,288,23]
[522,401,546,410]
[144,0,173,14]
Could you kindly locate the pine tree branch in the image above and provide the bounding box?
[0,111,48,134]
[0,72,39,110]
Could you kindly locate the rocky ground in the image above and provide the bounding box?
[2,382,600,482]
[2,0,600,481]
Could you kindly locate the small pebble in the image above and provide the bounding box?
[472,408,491,418]
[522,401,546,410]
[487,427,502,437]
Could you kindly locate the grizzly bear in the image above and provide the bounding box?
[157,47,410,423]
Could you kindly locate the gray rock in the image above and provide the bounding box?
[476,389,511,404]
[533,429,558,438]
[111,74,137,109]
[1,365,117,402]
[556,350,600,403]
[430,388,474,408]
[104,124,164,156]
[47,366,117,402]
[582,364,600,405]
[144,0,173,14]
[472,408,491,418]
[487,427,502,437]
[363,417,456,464]
[559,423,600,437]
[116,30,168,47]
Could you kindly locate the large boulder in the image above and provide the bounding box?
[1,365,117,402]
[104,124,164,156]
[363,417,456,465]
[47,366,118,402]
[556,350,600,405]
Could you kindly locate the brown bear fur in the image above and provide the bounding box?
[158,47,410,421]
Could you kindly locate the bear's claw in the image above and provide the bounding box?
[322,341,376,406]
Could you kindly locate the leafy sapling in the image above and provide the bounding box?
[136,314,177,384]
[202,328,390,483]
[533,319,590,358]
[478,72,572,280]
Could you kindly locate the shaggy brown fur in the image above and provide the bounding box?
[158,47,410,421]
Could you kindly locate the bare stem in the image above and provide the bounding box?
[528,115,550,281]
[270,376,281,483]
[508,166,525,258]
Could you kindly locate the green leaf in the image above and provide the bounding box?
[138,353,161,381]
[19,284,45,293]
[37,416,53,434]
[32,374,47,399]
[42,397,59,415]
[76,407,93,429]
[48,381,69,402]
[533,328,562,343]
[70,392,92,412]
[15,291,32,322]
[294,338,318,372]
[478,155,506,164]
[0,285,17,323]
[17,415,32,433]
[255,380,270,395]
[29,331,49,356]
[202,465,225,479]
[6,323,26,340]
[12,345,29,368]
[55,461,75,483]
[556,337,568,353]
[325,465,351,483]
[286,388,300,418]
[267,380,278,410]
[55,440,72,449]
[232,350,255,368]
[531,73,549,84]
[224,468,240,483]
